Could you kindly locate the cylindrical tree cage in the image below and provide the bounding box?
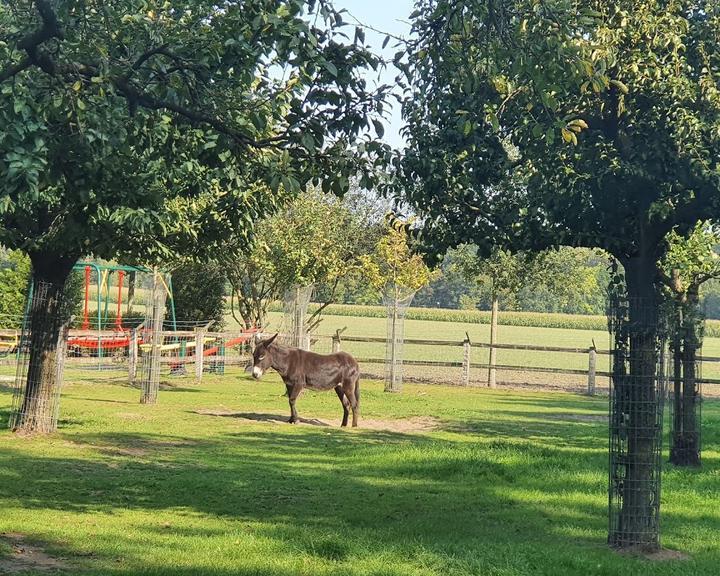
[607,295,668,549]
[137,271,167,404]
[9,279,74,433]
[282,285,313,350]
[668,296,703,467]
[383,285,416,393]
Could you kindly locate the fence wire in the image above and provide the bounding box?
[9,280,73,433]
[383,287,416,392]
[608,297,668,549]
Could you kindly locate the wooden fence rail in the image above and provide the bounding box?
[331,334,720,392]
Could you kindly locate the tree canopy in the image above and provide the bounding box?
[0,0,389,279]
[396,0,720,279]
[226,187,375,329]
[394,0,720,548]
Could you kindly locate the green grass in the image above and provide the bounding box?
[1,371,720,575]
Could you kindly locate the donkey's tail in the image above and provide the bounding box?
[354,375,360,406]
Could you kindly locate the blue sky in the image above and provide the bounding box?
[333,0,415,148]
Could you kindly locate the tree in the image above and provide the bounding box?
[659,222,720,466]
[396,0,720,548]
[515,248,610,315]
[1,0,388,431]
[360,221,437,300]
[454,246,544,387]
[226,188,374,330]
[413,247,485,309]
[170,261,227,330]
[362,220,437,392]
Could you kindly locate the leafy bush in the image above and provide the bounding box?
[170,262,227,329]
[0,249,30,328]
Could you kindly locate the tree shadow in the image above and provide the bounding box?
[192,410,330,427]
[1,404,717,574]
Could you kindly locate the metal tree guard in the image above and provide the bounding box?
[282,285,313,350]
[383,284,416,392]
[137,270,168,404]
[607,295,668,549]
[668,298,703,467]
[9,279,73,433]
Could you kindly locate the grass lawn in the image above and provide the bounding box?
[1,370,720,575]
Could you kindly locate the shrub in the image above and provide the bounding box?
[170,262,227,329]
[0,250,30,328]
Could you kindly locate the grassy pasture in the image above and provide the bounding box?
[260,312,720,385]
[1,370,720,575]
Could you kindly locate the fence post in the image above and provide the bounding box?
[195,327,205,382]
[218,336,226,376]
[488,298,498,388]
[128,327,138,384]
[332,335,341,354]
[587,341,597,396]
[462,334,471,386]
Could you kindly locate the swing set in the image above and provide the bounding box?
[67,262,176,356]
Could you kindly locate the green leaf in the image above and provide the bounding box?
[323,61,338,77]
[372,119,385,139]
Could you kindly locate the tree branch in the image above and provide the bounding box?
[0,0,63,82]
[113,77,287,149]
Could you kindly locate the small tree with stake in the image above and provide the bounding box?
[659,222,720,467]
[0,0,388,432]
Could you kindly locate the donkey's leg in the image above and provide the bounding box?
[342,379,359,427]
[287,384,302,424]
[334,386,350,427]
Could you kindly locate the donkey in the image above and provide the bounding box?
[249,333,361,427]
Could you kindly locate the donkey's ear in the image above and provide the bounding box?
[265,332,279,346]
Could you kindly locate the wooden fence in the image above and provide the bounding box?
[328,334,720,394]
[4,327,720,394]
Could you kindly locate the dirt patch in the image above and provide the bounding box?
[62,437,196,458]
[0,533,66,573]
[195,410,441,433]
[616,546,690,562]
[357,417,440,433]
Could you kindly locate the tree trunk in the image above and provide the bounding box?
[12,252,77,434]
[611,254,663,549]
[670,331,683,460]
[670,289,701,466]
[127,271,136,313]
[488,296,498,388]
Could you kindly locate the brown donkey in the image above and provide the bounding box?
[249,333,361,427]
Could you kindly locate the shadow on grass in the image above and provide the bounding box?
[192,410,330,427]
[1,410,716,574]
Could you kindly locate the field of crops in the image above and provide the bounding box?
[266,302,720,337]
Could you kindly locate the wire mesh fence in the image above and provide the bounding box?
[9,280,74,433]
[667,299,704,467]
[607,297,668,549]
[383,287,416,392]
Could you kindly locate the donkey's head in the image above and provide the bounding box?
[250,333,278,379]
